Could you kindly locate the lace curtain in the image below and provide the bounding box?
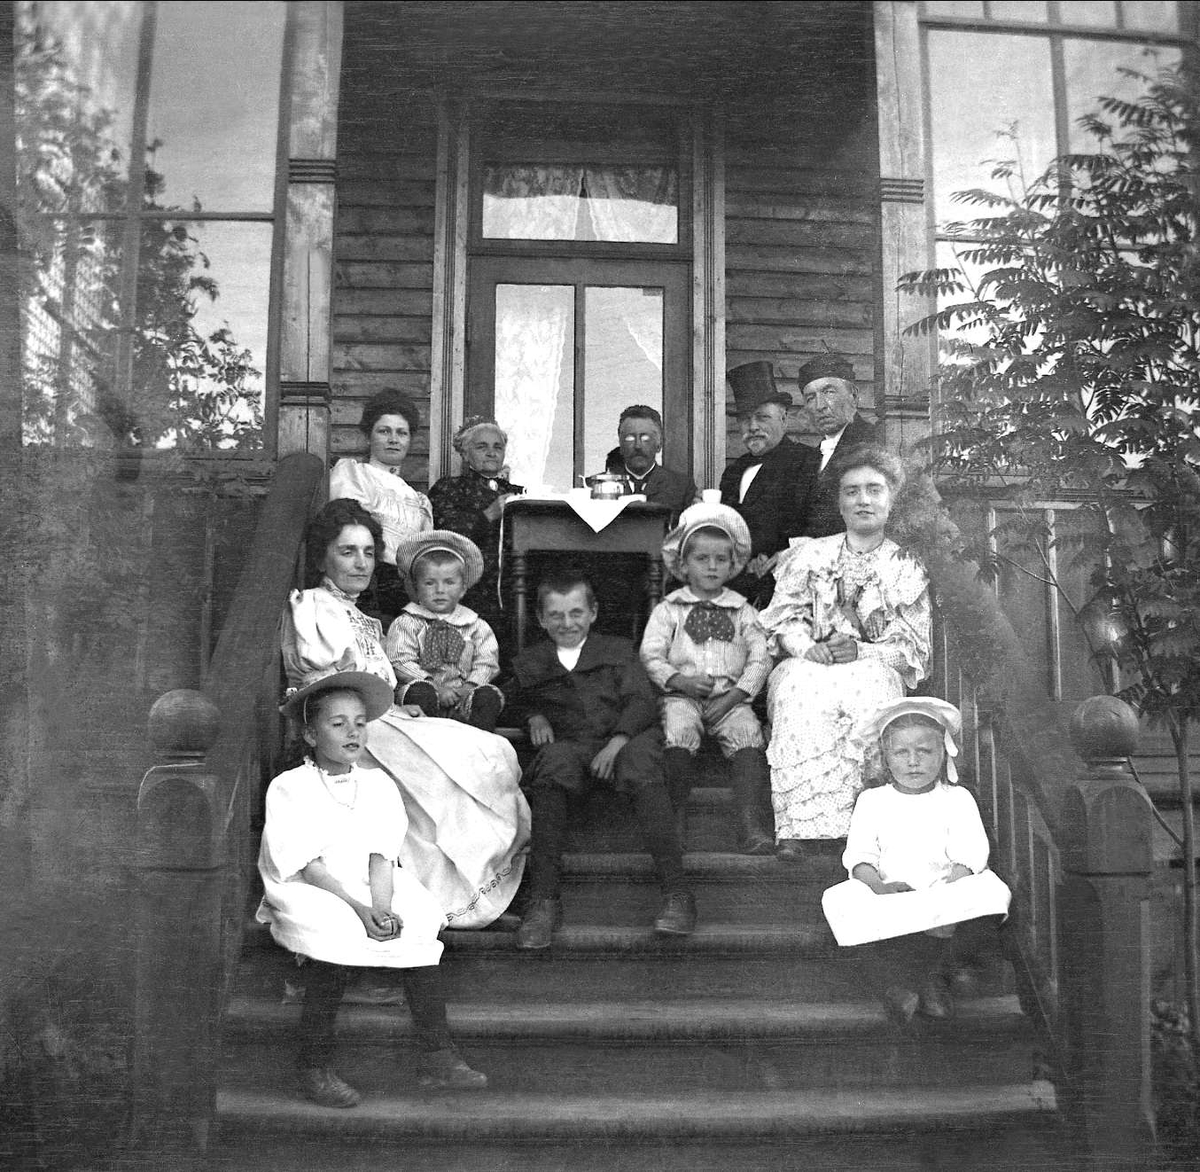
[482,164,677,244]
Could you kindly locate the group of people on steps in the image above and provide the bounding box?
[255,352,1012,1108]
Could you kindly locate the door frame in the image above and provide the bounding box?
[428,95,725,487]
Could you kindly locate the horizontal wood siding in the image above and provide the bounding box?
[724,105,880,452]
[333,65,439,487]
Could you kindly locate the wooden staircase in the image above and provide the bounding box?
[209,781,1065,1171]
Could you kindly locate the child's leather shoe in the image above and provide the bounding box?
[775,838,805,864]
[416,1047,488,1090]
[917,977,953,1020]
[516,898,562,950]
[299,1065,361,1108]
[883,986,919,1026]
[653,891,697,936]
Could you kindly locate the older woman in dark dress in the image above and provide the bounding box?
[428,416,523,639]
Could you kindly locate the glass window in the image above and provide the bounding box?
[927,31,1056,225]
[493,284,575,490]
[1064,38,1182,148]
[16,1,287,451]
[482,165,678,244]
[1064,1,1119,25]
[582,286,664,474]
[922,1,985,15]
[147,2,285,212]
[990,1,1048,20]
[1122,1,1179,31]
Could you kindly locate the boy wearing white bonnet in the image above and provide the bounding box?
[640,501,774,854]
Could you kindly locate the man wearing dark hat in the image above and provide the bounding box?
[718,360,820,605]
[598,404,697,525]
[798,352,879,538]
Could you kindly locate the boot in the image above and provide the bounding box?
[653,891,697,936]
[466,684,503,732]
[403,680,439,718]
[662,747,694,849]
[416,1046,488,1090]
[729,748,774,855]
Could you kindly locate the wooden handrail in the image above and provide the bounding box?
[129,452,324,1157]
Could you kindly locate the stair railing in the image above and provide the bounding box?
[128,452,324,1157]
[933,615,1157,1168]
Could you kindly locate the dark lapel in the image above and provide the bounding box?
[739,438,791,509]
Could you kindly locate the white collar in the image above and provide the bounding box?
[820,426,847,455]
[403,601,476,625]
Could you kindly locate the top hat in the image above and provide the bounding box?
[796,351,855,390]
[394,529,485,594]
[727,361,792,415]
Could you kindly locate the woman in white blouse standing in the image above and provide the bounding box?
[329,390,433,622]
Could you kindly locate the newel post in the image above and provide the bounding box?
[128,690,223,1157]
[1059,695,1155,1168]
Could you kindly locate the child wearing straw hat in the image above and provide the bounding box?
[641,501,774,854]
[385,530,505,732]
[821,697,1011,1021]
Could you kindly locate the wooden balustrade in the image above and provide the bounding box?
[934,605,1157,1169]
[128,453,324,1157]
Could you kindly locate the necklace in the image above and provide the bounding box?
[315,762,358,809]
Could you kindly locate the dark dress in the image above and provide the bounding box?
[429,469,523,647]
[804,414,880,538]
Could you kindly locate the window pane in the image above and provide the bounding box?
[493,285,575,490]
[927,32,1056,225]
[483,165,678,243]
[583,287,664,477]
[23,217,123,445]
[1121,1,1179,31]
[1065,39,1182,150]
[147,1,285,211]
[1064,2,1119,25]
[17,1,142,213]
[922,1,985,15]
[989,1,1047,19]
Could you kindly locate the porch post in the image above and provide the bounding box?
[872,1,933,453]
[1059,695,1155,1169]
[277,1,344,459]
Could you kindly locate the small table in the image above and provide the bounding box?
[504,498,673,651]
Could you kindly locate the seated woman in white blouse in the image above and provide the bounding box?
[329,390,433,623]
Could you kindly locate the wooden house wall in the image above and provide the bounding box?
[723,100,879,455]
[332,87,439,489]
[331,5,879,491]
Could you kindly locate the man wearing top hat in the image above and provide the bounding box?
[718,360,820,605]
[798,351,880,538]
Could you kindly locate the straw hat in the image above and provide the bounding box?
[280,669,394,723]
[393,529,485,594]
[662,502,753,580]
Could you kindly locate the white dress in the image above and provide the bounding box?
[282,583,530,927]
[329,458,433,565]
[758,535,931,839]
[821,782,1012,946]
[256,761,446,967]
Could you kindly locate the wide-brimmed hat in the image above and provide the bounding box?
[662,502,753,579]
[280,669,394,723]
[862,697,962,783]
[727,360,792,415]
[796,351,855,390]
[394,529,484,594]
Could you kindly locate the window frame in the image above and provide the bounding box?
[18,0,293,457]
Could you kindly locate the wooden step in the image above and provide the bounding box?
[211,1085,1063,1172]
[221,993,1038,1093]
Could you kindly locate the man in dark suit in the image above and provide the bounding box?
[719,361,820,605]
[797,352,880,538]
[599,404,697,525]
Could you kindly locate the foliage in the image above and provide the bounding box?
[899,67,1200,738]
[1153,999,1200,1164]
[14,5,264,453]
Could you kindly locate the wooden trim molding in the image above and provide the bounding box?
[691,104,725,490]
[276,1,343,460]
[287,158,337,184]
[874,0,933,455]
[429,101,470,485]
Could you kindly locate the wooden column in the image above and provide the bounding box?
[692,105,725,490]
[873,1,933,454]
[277,1,344,460]
[1059,695,1155,1169]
